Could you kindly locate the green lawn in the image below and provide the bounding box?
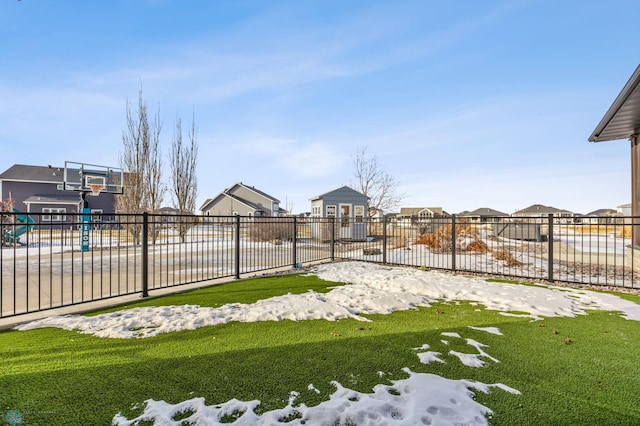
[1,273,640,425]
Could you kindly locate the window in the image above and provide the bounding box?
[340,205,351,228]
[326,205,336,217]
[312,206,321,217]
[42,208,66,222]
[355,206,364,223]
[90,209,103,223]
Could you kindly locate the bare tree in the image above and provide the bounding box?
[146,107,167,243]
[116,87,164,243]
[1,196,16,246]
[147,106,166,214]
[170,111,199,241]
[351,146,405,219]
[285,197,295,216]
[117,90,147,215]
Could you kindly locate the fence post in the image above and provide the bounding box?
[142,212,149,298]
[235,215,241,279]
[548,214,554,282]
[292,216,298,268]
[330,217,335,261]
[382,215,388,264]
[451,215,457,272]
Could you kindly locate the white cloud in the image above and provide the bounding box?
[277,143,345,178]
[236,136,344,178]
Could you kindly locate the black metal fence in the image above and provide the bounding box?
[0,213,334,318]
[341,214,639,288]
[1,211,639,318]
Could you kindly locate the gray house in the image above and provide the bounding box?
[0,164,117,223]
[458,207,509,223]
[512,204,575,222]
[310,186,368,241]
[583,208,623,225]
[200,183,284,217]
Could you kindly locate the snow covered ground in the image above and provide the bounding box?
[16,261,640,425]
[556,233,630,255]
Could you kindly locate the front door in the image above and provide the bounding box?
[339,204,351,239]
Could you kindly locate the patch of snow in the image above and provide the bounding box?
[17,262,640,338]
[468,326,503,335]
[449,351,489,368]
[112,368,519,426]
[416,351,446,365]
[307,384,320,394]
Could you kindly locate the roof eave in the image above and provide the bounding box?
[589,64,640,143]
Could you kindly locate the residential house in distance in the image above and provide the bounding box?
[582,208,623,225]
[0,164,117,224]
[397,207,447,227]
[512,204,576,223]
[368,207,385,222]
[617,203,631,216]
[199,183,284,217]
[309,186,368,241]
[458,207,509,223]
[152,206,184,227]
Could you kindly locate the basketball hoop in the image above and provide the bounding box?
[89,184,106,196]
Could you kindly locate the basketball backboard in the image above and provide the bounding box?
[63,161,124,195]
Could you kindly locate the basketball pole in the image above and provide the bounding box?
[80,191,91,252]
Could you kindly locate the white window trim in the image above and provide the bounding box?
[42,207,67,222]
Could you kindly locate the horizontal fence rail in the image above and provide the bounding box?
[0,213,334,318]
[1,211,639,318]
[343,214,639,288]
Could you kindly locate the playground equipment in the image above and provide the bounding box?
[1,208,35,246]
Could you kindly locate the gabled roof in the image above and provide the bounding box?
[198,198,214,211]
[462,207,509,217]
[201,193,249,211]
[513,204,573,215]
[230,182,280,204]
[584,208,621,216]
[227,192,264,211]
[310,185,368,201]
[0,164,63,183]
[200,191,268,213]
[399,207,443,216]
[200,182,284,215]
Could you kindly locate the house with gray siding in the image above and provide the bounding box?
[0,164,117,224]
[310,186,368,241]
[512,204,575,223]
[199,183,284,217]
[458,207,509,223]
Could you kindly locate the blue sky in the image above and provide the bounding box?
[1,0,638,214]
